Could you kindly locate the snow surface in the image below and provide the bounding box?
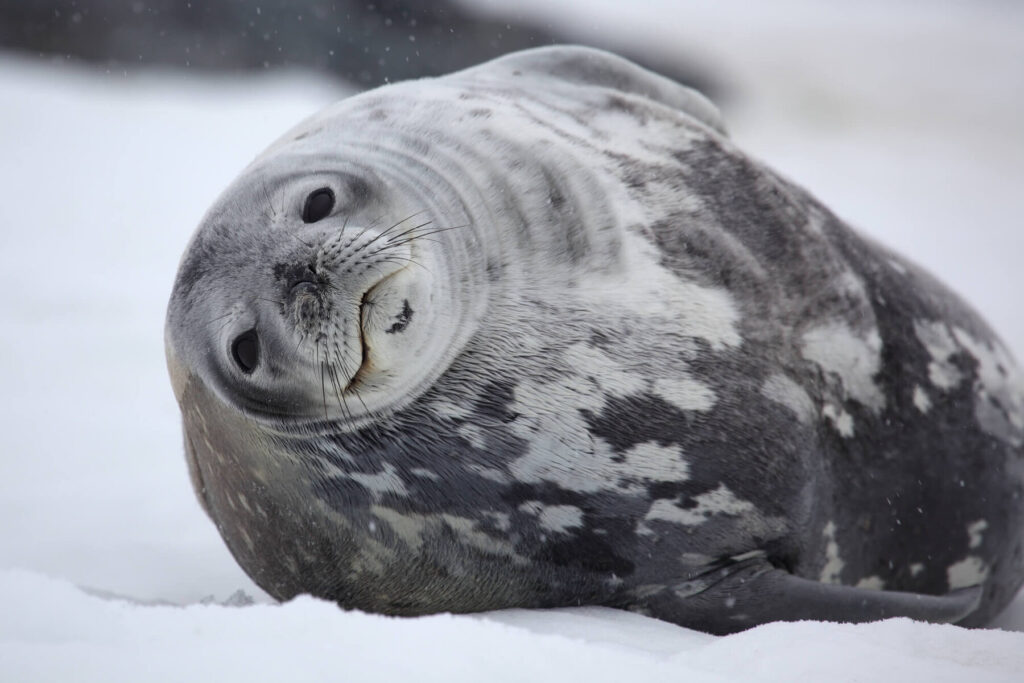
[2,1,1023,680]
[3,570,1023,683]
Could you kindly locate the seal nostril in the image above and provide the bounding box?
[231,329,260,374]
[287,264,320,295]
[291,280,318,296]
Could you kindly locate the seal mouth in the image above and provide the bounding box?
[348,288,374,391]
[348,267,408,391]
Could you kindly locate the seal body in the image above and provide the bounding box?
[166,46,1024,634]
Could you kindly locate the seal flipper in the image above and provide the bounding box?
[634,556,983,635]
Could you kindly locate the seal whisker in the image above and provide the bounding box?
[215,316,238,335]
[377,235,442,251]
[352,388,370,415]
[343,213,387,249]
[327,335,373,416]
[337,361,371,416]
[287,231,314,249]
[382,223,469,250]
[316,340,328,421]
[204,312,234,325]
[325,360,353,423]
[321,212,431,274]
[346,248,433,277]
[386,225,467,244]
[323,334,352,415]
[328,337,356,385]
[259,176,279,221]
[359,211,430,251]
[371,255,433,275]
[383,220,434,244]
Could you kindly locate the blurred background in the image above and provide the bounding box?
[0,0,717,91]
[0,0,1021,628]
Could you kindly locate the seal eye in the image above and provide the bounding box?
[302,187,335,223]
[231,330,260,374]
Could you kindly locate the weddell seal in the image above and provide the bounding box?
[165,46,1024,634]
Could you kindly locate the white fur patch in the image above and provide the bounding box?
[458,423,488,450]
[652,377,716,412]
[519,502,585,533]
[952,326,1024,444]
[912,385,932,413]
[838,269,868,299]
[967,519,988,550]
[801,321,885,412]
[578,230,742,352]
[371,505,426,551]
[562,342,646,397]
[372,506,523,560]
[947,556,990,590]
[856,575,885,590]
[506,345,693,493]
[429,397,474,421]
[820,521,844,584]
[484,511,512,532]
[822,404,855,438]
[616,442,692,489]
[347,463,408,500]
[644,483,754,525]
[913,320,963,390]
[914,321,1024,444]
[761,373,815,424]
[563,343,716,413]
[510,435,690,494]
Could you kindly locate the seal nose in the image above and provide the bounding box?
[288,265,319,295]
[231,329,260,374]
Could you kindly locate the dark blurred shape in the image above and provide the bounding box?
[0,0,717,95]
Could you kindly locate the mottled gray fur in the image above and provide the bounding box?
[165,46,1023,634]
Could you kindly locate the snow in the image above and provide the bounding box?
[1,2,1023,681]
[3,570,1022,683]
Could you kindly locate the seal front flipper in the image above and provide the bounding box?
[633,556,983,635]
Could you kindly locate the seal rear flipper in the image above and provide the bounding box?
[634,557,983,635]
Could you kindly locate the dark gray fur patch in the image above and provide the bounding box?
[385,300,414,334]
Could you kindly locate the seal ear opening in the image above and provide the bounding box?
[474,45,727,136]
